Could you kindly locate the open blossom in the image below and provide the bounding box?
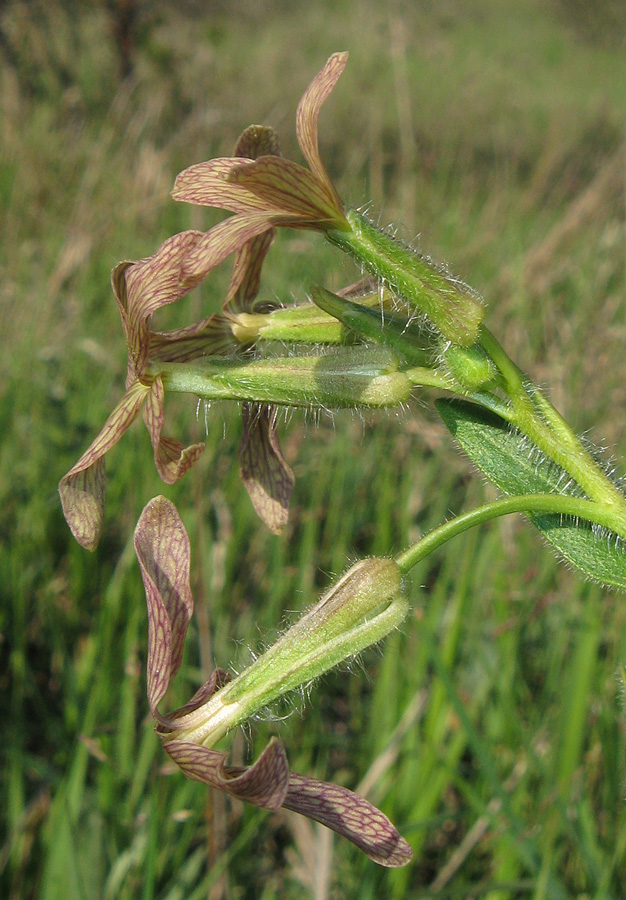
[170,52,350,289]
[134,495,412,867]
[58,230,221,551]
[59,126,297,549]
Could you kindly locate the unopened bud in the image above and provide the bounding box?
[157,346,412,409]
[168,558,409,748]
[441,341,496,390]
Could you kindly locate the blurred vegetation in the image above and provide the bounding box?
[1,0,625,898]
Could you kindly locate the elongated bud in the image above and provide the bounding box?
[230,305,345,345]
[167,558,409,748]
[155,346,412,409]
[327,209,485,346]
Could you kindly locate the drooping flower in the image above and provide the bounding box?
[134,494,412,867]
[59,123,300,549]
[170,52,350,290]
[58,230,222,551]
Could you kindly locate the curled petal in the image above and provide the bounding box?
[296,51,348,215]
[59,380,149,550]
[162,668,232,727]
[283,774,413,868]
[233,124,281,159]
[143,376,204,484]
[180,214,276,291]
[123,230,204,376]
[165,737,290,810]
[171,158,270,211]
[149,314,240,363]
[225,228,276,314]
[239,403,294,534]
[134,496,194,713]
[228,156,343,227]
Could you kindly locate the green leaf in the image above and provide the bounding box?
[435,398,626,590]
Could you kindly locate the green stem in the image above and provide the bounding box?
[478,326,625,509]
[394,493,626,574]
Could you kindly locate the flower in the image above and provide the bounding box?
[58,230,226,551]
[59,123,302,549]
[134,494,412,868]
[170,52,350,290]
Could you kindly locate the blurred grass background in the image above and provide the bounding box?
[1,0,626,897]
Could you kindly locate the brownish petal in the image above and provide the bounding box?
[296,52,348,217]
[180,214,276,292]
[124,230,204,376]
[283,773,413,868]
[133,496,194,713]
[239,403,295,535]
[165,737,290,810]
[228,156,341,227]
[143,376,204,484]
[224,228,276,315]
[233,124,281,159]
[149,314,240,362]
[59,380,149,550]
[161,668,232,729]
[171,158,272,211]
[226,129,281,313]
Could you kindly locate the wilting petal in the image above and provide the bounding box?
[296,51,348,217]
[134,496,194,713]
[225,228,276,314]
[123,230,204,376]
[171,158,272,211]
[180,213,276,291]
[283,773,412,868]
[163,668,232,726]
[234,124,281,160]
[143,376,204,484]
[239,403,294,535]
[224,126,281,313]
[227,156,343,227]
[59,379,149,550]
[149,313,240,363]
[165,737,290,810]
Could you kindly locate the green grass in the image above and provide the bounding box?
[2,0,626,897]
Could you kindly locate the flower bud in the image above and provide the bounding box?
[168,558,409,747]
[157,346,412,409]
[441,341,496,391]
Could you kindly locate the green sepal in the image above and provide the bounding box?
[436,398,626,589]
[309,284,432,365]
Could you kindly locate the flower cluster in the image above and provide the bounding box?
[59,52,416,866]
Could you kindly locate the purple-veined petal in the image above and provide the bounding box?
[124,230,204,376]
[296,52,348,217]
[239,403,294,535]
[224,228,276,314]
[160,668,232,728]
[143,376,204,484]
[234,124,281,159]
[59,379,149,550]
[165,737,290,810]
[228,156,342,227]
[171,158,272,211]
[149,314,239,363]
[180,213,276,291]
[283,773,413,868]
[134,496,194,713]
